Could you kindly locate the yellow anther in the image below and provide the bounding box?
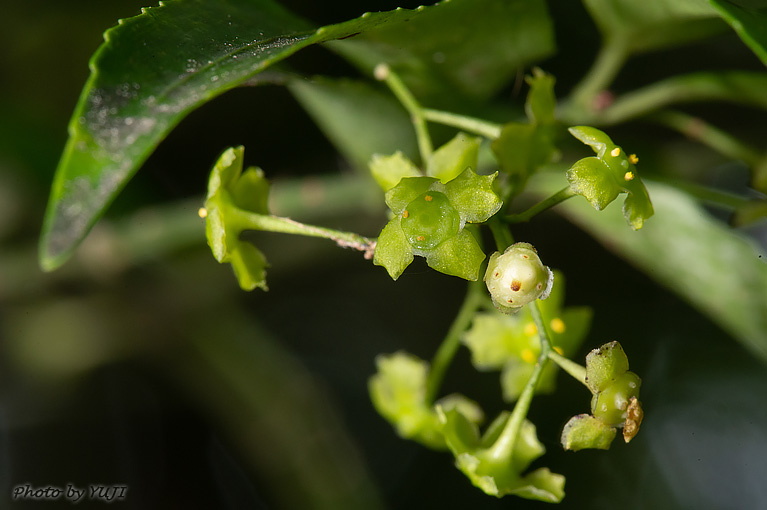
[553,346,564,356]
[524,322,538,336]
[521,348,536,364]
[624,171,635,181]
[417,235,425,241]
[402,210,410,219]
[198,207,208,218]
[610,147,621,157]
[424,195,433,202]
[550,317,566,334]
[629,154,639,164]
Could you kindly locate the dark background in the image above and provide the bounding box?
[2,1,767,509]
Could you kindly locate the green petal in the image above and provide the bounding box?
[437,404,482,454]
[463,312,529,369]
[585,341,630,394]
[204,202,230,263]
[561,414,617,451]
[622,180,655,230]
[425,229,486,280]
[373,218,414,280]
[231,166,271,214]
[384,176,439,213]
[566,157,621,210]
[207,146,244,199]
[568,125,613,158]
[369,151,421,192]
[508,468,566,503]
[426,132,481,184]
[442,168,503,223]
[525,68,557,125]
[228,240,269,291]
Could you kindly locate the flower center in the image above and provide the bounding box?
[400,191,460,250]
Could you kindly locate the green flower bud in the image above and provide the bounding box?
[591,371,642,428]
[484,242,553,313]
[585,341,630,394]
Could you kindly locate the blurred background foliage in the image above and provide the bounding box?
[1,0,767,509]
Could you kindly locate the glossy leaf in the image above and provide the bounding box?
[40,0,429,270]
[711,0,767,65]
[327,0,555,101]
[583,0,725,54]
[531,173,767,362]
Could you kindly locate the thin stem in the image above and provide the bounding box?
[375,64,433,163]
[226,206,376,256]
[485,300,551,462]
[505,187,576,223]
[647,110,762,167]
[488,217,514,252]
[548,351,590,391]
[425,281,485,402]
[421,109,503,139]
[565,38,629,119]
[593,71,767,126]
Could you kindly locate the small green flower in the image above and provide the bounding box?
[566,126,654,230]
[369,351,483,450]
[561,341,645,450]
[437,406,565,502]
[464,271,592,401]
[204,146,270,291]
[374,168,502,280]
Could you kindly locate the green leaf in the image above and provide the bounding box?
[328,0,556,101]
[583,0,725,54]
[531,173,767,362]
[426,133,481,184]
[40,0,429,270]
[560,414,617,451]
[368,152,422,192]
[288,77,418,171]
[711,0,767,65]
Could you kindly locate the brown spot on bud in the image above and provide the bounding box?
[510,280,522,292]
[402,210,409,218]
[623,397,643,443]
